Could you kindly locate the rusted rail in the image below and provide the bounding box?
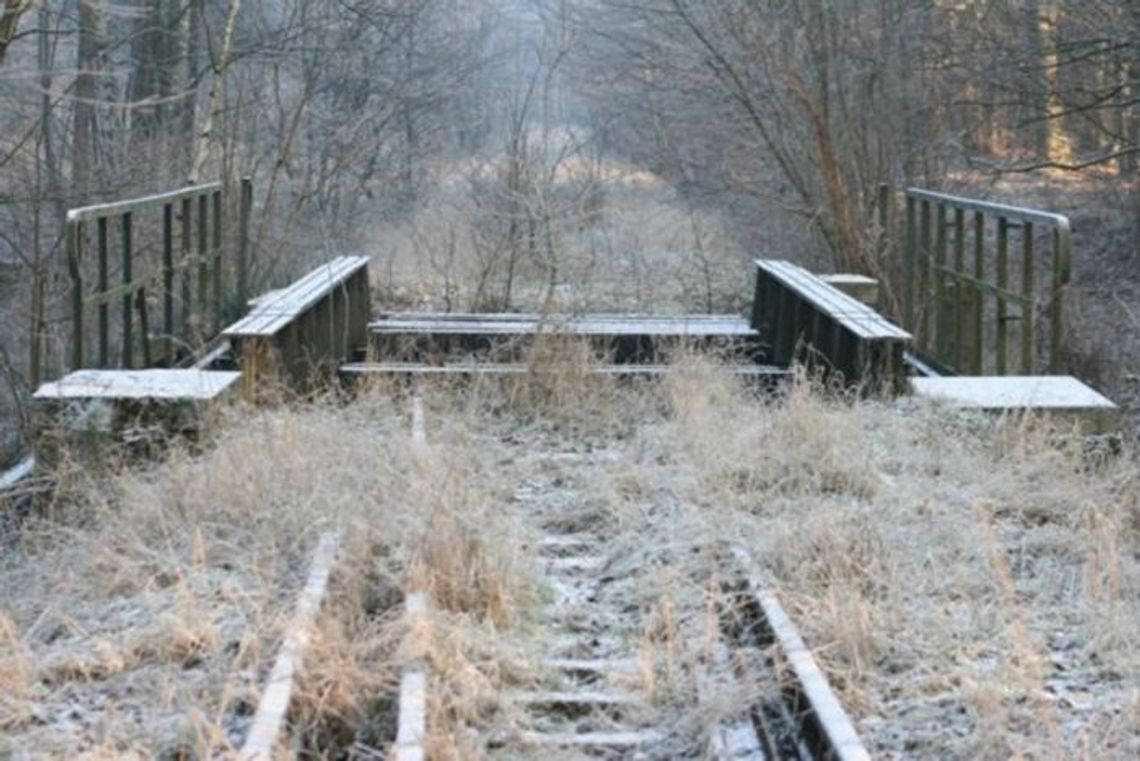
[729,548,872,761]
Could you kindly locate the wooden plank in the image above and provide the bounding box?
[1021,222,1035,373]
[819,274,879,306]
[754,260,910,341]
[197,194,208,318]
[393,591,429,761]
[241,532,340,760]
[513,730,661,748]
[410,394,426,447]
[907,187,1070,229]
[997,217,1010,374]
[341,362,787,379]
[546,556,606,574]
[369,315,757,338]
[135,288,152,367]
[753,260,910,391]
[212,190,223,335]
[510,690,642,707]
[180,196,193,339]
[224,256,370,338]
[162,203,175,360]
[377,311,747,323]
[543,657,637,674]
[121,213,134,369]
[97,217,109,367]
[67,182,223,223]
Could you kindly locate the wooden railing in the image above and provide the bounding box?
[222,255,371,393]
[896,187,1071,375]
[751,259,911,392]
[50,179,252,383]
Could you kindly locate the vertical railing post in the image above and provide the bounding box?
[212,189,223,333]
[66,219,83,376]
[995,216,1009,375]
[97,216,109,368]
[121,213,134,369]
[1021,223,1035,373]
[238,176,252,308]
[136,288,152,366]
[904,195,916,329]
[952,208,965,370]
[163,203,175,360]
[918,199,932,350]
[181,197,193,340]
[973,211,985,374]
[934,203,948,360]
[1050,226,1069,373]
[197,193,209,318]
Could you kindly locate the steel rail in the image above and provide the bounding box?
[241,531,341,760]
[730,548,872,761]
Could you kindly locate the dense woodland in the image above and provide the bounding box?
[2,0,1139,459]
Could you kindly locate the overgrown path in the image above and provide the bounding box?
[1,373,1136,758]
[400,389,865,760]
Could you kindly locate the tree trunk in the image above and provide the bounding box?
[73,0,100,200]
[188,0,242,184]
[0,0,28,65]
[178,0,200,177]
[1039,5,1074,165]
[402,12,417,203]
[1022,1,1050,159]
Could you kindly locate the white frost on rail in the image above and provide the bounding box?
[241,531,341,760]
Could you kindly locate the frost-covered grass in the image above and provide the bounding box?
[1,356,1137,758]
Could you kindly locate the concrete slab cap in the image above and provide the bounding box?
[820,274,879,305]
[911,375,1116,411]
[34,369,242,401]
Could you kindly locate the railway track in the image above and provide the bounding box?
[491,519,662,757]
[233,392,869,759]
[383,396,871,760]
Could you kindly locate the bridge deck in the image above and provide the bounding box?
[368,311,765,365]
[341,361,787,379]
[370,312,756,337]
